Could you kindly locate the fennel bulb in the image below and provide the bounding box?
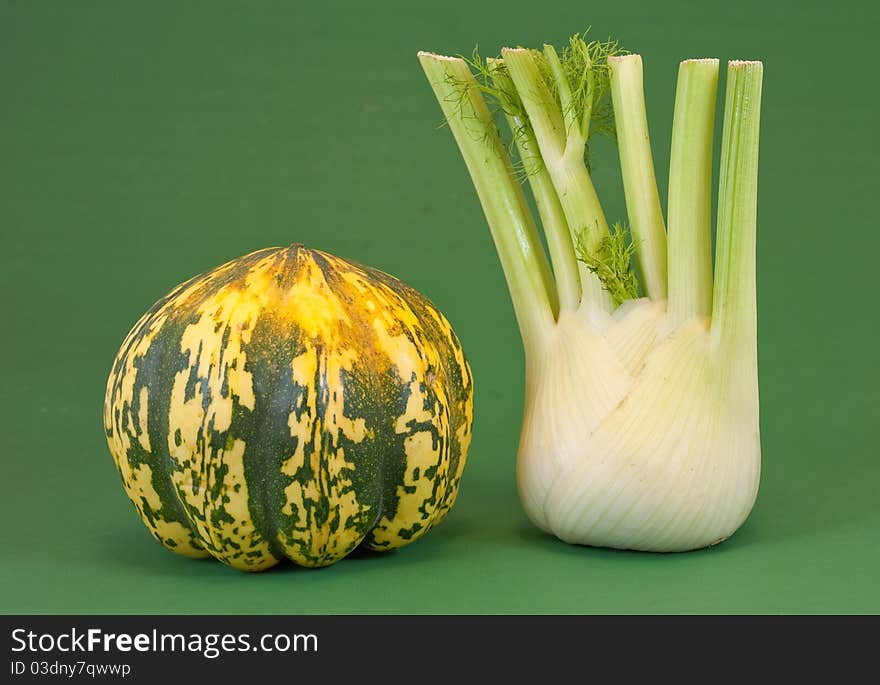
[419,37,763,551]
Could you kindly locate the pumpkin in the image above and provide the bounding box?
[103,244,473,570]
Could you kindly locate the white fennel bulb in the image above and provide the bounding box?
[419,36,763,551]
[519,300,759,551]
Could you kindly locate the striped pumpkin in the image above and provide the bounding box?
[103,245,473,570]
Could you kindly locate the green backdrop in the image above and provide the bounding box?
[2,0,878,614]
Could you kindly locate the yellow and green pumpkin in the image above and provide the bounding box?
[103,245,473,570]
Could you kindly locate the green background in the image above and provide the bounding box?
[2,0,877,614]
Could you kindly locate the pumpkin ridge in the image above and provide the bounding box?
[239,311,299,564]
